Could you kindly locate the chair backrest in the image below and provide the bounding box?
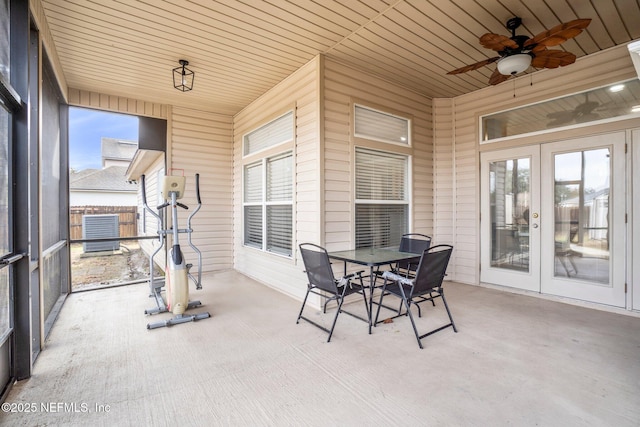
[412,244,453,294]
[299,243,338,294]
[398,234,431,270]
[399,233,431,254]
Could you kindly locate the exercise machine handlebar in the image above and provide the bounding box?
[195,173,201,204]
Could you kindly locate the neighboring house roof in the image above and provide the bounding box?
[101,138,137,162]
[70,166,137,192]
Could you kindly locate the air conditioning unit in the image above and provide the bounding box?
[82,214,120,253]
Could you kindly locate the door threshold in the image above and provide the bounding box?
[477,281,640,318]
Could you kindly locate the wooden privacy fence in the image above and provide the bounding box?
[70,206,137,240]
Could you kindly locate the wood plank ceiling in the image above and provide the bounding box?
[39,0,640,115]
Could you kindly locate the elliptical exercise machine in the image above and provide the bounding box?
[141,172,210,329]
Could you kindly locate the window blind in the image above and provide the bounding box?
[266,205,292,256]
[243,111,294,156]
[354,105,409,145]
[355,204,408,249]
[355,148,408,249]
[244,162,262,203]
[267,153,292,201]
[355,148,407,200]
[244,206,262,248]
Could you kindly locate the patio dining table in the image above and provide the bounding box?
[328,248,421,334]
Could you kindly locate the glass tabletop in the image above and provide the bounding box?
[328,248,420,266]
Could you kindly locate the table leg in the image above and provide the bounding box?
[368,265,374,334]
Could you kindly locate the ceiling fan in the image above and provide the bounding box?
[447,17,591,85]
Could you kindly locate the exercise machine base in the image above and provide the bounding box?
[147,311,211,330]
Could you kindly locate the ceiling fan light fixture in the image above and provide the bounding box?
[497,54,532,76]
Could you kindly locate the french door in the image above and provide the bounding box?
[481,132,626,307]
[481,145,540,291]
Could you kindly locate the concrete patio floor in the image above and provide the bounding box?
[1,270,639,426]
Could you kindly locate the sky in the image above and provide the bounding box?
[69,107,139,171]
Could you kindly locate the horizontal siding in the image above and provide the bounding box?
[170,107,234,273]
[323,58,433,251]
[68,89,169,118]
[444,43,637,285]
[433,97,455,276]
[233,57,320,301]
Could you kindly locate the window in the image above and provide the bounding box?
[354,104,410,145]
[242,112,294,256]
[355,148,408,248]
[481,78,640,142]
[243,111,293,156]
[243,153,293,256]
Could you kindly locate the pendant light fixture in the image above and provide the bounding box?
[173,59,194,92]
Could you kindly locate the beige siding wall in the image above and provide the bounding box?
[170,107,234,272]
[68,89,169,119]
[233,57,320,300]
[232,55,434,300]
[433,97,455,276]
[323,58,434,251]
[435,43,638,285]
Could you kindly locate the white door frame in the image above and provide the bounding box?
[540,132,626,307]
[632,129,640,311]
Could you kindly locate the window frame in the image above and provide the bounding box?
[353,103,412,147]
[479,78,640,144]
[241,110,295,258]
[242,110,294,157]
[354,146,410,249]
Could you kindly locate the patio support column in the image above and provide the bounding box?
[11,0,34,380]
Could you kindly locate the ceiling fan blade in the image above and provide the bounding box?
[575,101,600,115]
[576,112,600,123]
[531,50,576,68]
[447,57,500,74]
[547,111,576,127]
[489,68,511,85]
[480,33,519,51]
[525,18,591,48]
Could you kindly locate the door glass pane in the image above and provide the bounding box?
[489,158,530,272]
[553,149,610,283]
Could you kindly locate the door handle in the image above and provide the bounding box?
[532,224,539,229]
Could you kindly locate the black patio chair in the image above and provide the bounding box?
[297,243,370,342]
[373,233,433,314]
[396,233,432,277]
[374,244,457,349]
